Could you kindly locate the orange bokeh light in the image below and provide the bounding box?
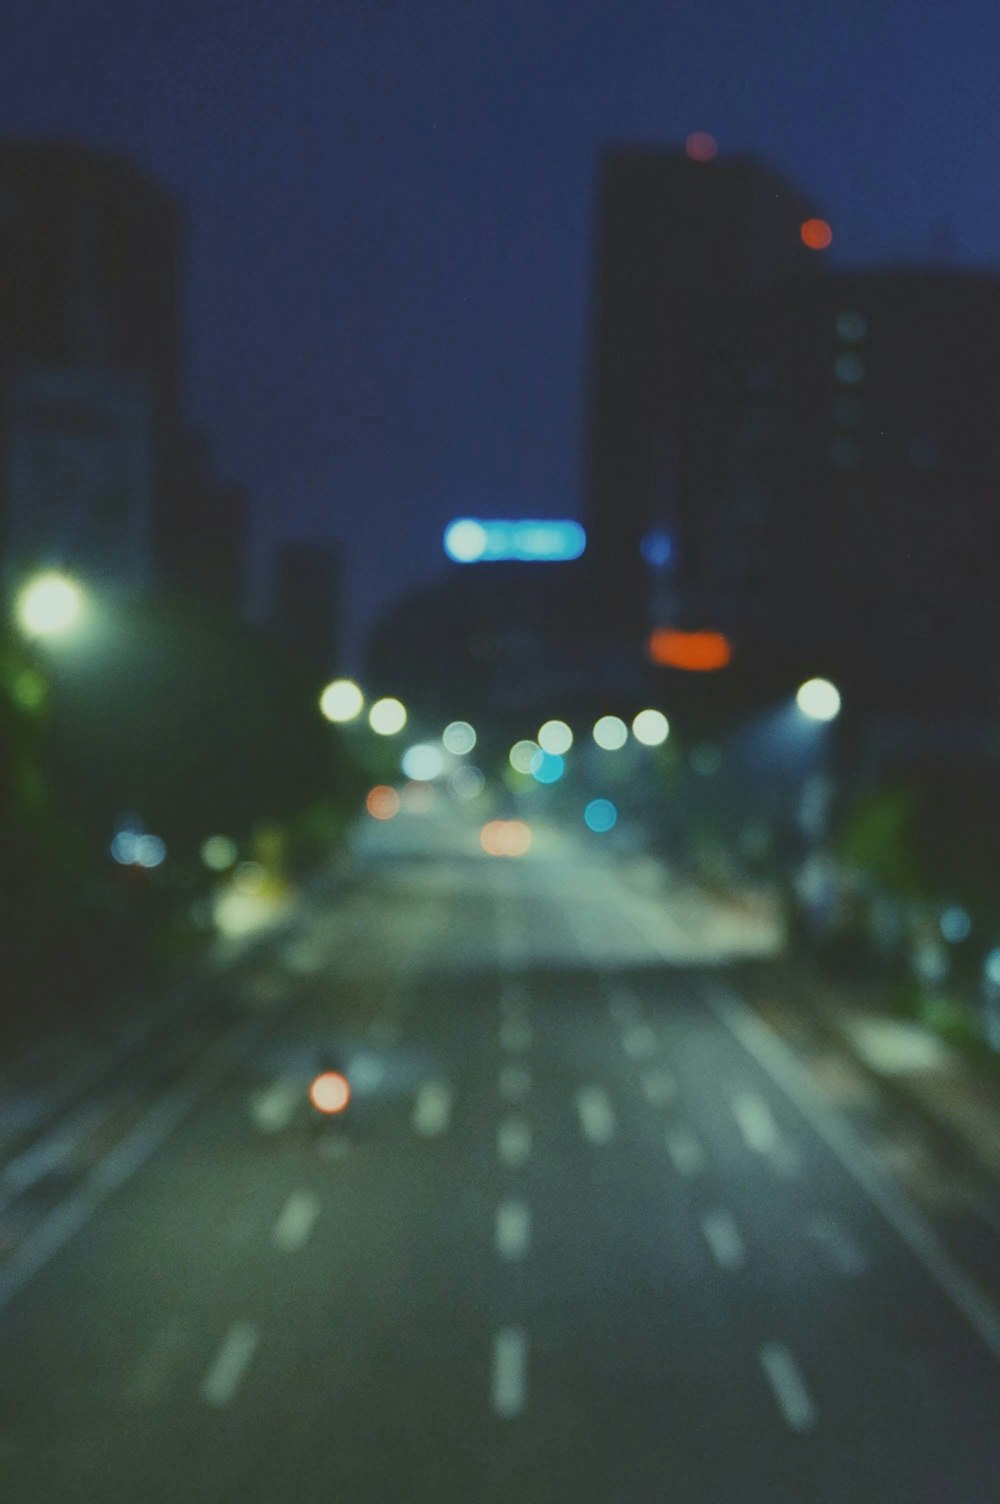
[685,131,718,162]
[800,218,833,250]
[366,785,400,820]
[647,628,733,672]
[481,820,533,858]
[309,1071,351,1114]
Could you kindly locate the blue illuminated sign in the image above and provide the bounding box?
[444,518,586,563]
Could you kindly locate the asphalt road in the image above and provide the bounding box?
[1,805,998,1502]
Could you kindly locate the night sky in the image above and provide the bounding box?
[4,1,999,662]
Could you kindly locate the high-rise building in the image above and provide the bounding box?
[0,140,181,592]
[583,146,824,647]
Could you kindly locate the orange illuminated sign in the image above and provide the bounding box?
[647,629,732,671]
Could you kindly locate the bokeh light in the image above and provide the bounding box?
[647,629,732,671]
[584,799,618,833]
[481,820,533,857]
[631,709,670,746]
[402,781,436,813]
[796,678,841,721]
[444,519,489,562]
[801,218,833,250]
[443,720,477,755]
[940,905,972,944]
[368,697,407,735]
[366,785,401,820]
[530,750,565,784]
[451,765,486,799]
[593,716,628,751]
[309,1071,351,1114]
[15,572,83,638]
[319,678,364,723]
[685,131,718,161]
[200,835,238,871]
[509,739,540,773]
[232,860,266,894]
[401,743,445,780]
[537,719,573,755]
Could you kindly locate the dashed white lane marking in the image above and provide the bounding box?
[492,1327,528,1418]
[497,1116,532,1168]
[641,1068,677,1108]
[413,1082,453,1137]
[576,1086,616,1145]
[500,1019,533,1053]
[665,1125,707,1176]
[500,984,529,1020]
[622,1023,657,1060]
[759,1342,818,1433]
[701,1208,746,1270]
[273,1190,321,1252]
[499,1064,532,1103]
[495,1199,531,1260]
[806,1213,869,1277]
[732,1090,801,1178]
[201,1321,260,1408]
[608,989,642,1027]
[250,1076,301,1133]
[706,981,1000,1363]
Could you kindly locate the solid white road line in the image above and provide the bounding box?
[498,1064,532,1103]
[706,980,1000,1363]
[665,1125,707,1177]
[492,1327,528,1418]
[201,1321,260,1408]
[413,1082,452,1137]
[250,1076,301,1133]
[499,1019,533,1054]
[622,1023,657,1060]
[806,1213,869,1276]
[641,1068,677,1108]
[759,1342,818,1433]
[497,1116,532,1168]
[576,1086,616,1145]
[272,1189,321,1252]
[701,1208,746,1270]
[495,1199,531,1260]
[0,1019,262,1316]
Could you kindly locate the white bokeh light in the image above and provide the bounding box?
[443,720,477,755]
[537,719,573,755]
[319,679,364,723]
[368,697,407,735]
[593,715,628,751]
[796,678,841,722]
[631,709,670,746]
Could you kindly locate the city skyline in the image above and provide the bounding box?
[3,0,999,658]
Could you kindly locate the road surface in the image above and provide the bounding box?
[0,804,997,1502]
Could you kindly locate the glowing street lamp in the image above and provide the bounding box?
[796,678,841,722]
[319,678,364,723]
[14,572,83,639]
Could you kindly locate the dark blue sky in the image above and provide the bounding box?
[4,0,998,661]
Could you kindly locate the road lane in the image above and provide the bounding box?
[0,809,997,1503]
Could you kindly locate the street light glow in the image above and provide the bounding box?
[538,719,573,755]
[509,739,539,773]
[319,679,364,723]
[443,720,477,755]
[796,678,841,721]
[631,709,670,746]
[593,715,628,750]
[368,697,407,735]
[15,572,83,638]
[401,743,444,781]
